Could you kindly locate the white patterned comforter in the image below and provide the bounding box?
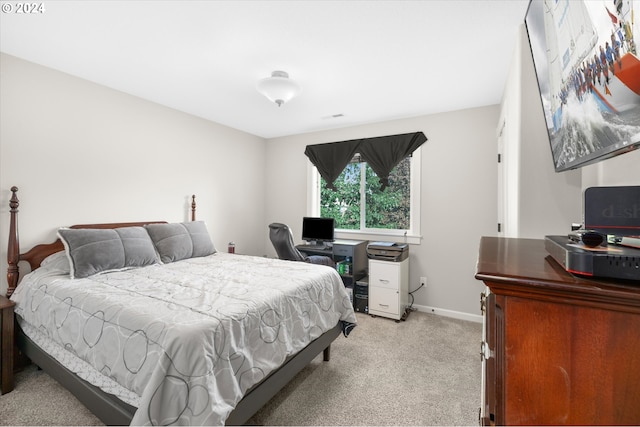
[11,252,356,425]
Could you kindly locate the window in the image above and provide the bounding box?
[309,148,421,242]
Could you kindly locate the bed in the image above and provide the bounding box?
[6,187,356,425]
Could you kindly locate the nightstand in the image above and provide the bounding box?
[0,295,15,394]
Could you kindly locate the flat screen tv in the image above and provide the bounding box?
[301,217,335,243]
[524,0,640,172]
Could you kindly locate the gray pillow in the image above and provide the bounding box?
[145,221,216,263]
[58,226,159,279]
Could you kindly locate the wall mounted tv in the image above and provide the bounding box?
[301,217,335,243]
[524,0,640,172]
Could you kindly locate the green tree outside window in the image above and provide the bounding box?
[320,156,410,231]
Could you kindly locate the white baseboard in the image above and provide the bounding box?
[410,304,483,323]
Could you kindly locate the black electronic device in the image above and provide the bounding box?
[545,235,640,282]
[366,241,409,262]
[354,277,368,314]
[584,186,640,236]
[568,230,605,248]
[301,217,335,243]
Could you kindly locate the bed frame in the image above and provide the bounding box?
[6,186,340,425]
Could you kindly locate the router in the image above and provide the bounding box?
[545,235,640,282]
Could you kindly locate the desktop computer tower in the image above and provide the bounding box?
[354,277,368,313]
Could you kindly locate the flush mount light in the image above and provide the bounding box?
[256,70,301,107]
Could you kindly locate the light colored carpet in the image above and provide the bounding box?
[0,311,482,426]
[0,364,102,426]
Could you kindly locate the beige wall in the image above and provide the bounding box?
[499,24,583,238]
[0,53,266,294]
[581,152,640,193]
[1,52,500,318]
[265,106,500,320]
[3,43,636,317]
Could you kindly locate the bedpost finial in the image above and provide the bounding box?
[9,186,19,211]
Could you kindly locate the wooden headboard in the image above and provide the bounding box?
[6,186,197,298]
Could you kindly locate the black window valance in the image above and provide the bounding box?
[303,138,361,191]
[304,131,427,191]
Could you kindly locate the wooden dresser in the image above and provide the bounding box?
[475,237,640,425]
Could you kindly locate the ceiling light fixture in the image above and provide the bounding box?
[256,70,301,107]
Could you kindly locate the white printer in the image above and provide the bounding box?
[366,241,409,262]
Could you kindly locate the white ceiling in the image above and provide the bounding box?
[0,0,530,139]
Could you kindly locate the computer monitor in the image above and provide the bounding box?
[301,217,335,243]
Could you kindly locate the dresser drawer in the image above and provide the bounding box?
[369,287,399,316]
[369,260,400,289]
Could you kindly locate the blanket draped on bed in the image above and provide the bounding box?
[11,253,356,426]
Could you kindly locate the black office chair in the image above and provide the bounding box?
[268,223,335,267]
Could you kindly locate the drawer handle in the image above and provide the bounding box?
[379,279,390,284]
[480,341,491,361]
[378,304,389,308]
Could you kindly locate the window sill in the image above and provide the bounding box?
[335,230,422,245]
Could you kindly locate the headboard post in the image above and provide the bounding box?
[191,195,196,221]
[7,186,20,298]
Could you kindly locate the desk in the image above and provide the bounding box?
[298,239,368,286]
[475,237,640,425]
[295,245,333,257]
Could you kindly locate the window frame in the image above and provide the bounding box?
[307,147,422,244]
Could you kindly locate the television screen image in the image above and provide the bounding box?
[525,0,640,171]
[301,217,335,243]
